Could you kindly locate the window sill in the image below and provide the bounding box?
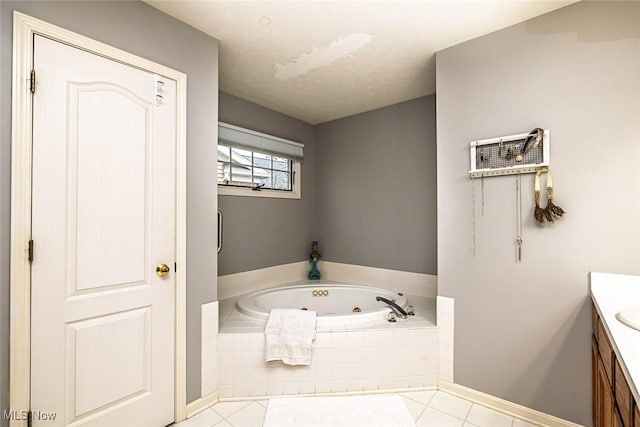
[218,185,301,199]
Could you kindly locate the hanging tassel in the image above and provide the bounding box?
[544,169,565,219]
[534,169,548,224]
[533,167,565,225]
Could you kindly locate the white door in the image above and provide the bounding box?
[30,35,176,427]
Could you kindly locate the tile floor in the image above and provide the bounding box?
[175,390,542,427]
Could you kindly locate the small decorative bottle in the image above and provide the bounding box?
[308,241,321,280]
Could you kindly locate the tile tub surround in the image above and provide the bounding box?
[217,328,440,399]
[201,301,219,397]
[217,261,437,300]
[215,295,455,399]
[437,296,454,383]
[591,272,640,404]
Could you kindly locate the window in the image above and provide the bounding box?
[217,122,303,199]
[217,145,293,191]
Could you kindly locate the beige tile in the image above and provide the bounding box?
[465,404,513,427]
[315,333,331,348]
[225,402,266,427]
[439,327,454,345]
[440,342,454,362]
[299,381,316,394]
[428,391,472,419]
[176,409,222,427]
[436,296,455,314]
[248,383,266,397]
[211,401,251,419]
[393,377,410,389]
[400,390,436,405]
[347,380,363,392]
[438,312,454,329]
[217,334,233,352]
[218,385,232,398]
[408,376,424,388]
[282,382,299,395]
[401,395,427,421]
[266,382,283,396]
[362,379,379,391]
[315,380,331,393]
[417,407,465,427]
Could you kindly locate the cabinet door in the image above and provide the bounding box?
[598,319,615,387]
[593,304,599,342]
[634,403,639,427]
[614,407,624,427]
[615,359,633,427]
[596,354,616,427]
[593,337,599,424]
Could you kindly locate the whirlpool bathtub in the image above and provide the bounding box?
[236,283,408,327]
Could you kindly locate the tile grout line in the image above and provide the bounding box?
[211,400,252,421]
[463,402,474,421]
[428,405,468,422]
[410,390,436,422]
[200,390,535,427]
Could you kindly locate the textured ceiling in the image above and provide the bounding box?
[146,1,577,124]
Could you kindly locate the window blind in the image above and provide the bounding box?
[218,122,304,162]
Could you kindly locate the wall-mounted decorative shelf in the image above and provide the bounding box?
[469,129,550,178]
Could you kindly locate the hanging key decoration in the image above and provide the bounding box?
[469,128,548,178]
[534,167,565,224]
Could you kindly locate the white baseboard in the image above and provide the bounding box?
[438,381,583,427]
[186,391,219,418]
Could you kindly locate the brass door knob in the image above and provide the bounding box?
[156,264,171,277]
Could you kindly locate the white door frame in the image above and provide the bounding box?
[9,12,188,425]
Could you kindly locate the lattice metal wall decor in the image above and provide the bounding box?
[469,129,550,178]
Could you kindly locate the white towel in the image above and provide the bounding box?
[265,308,316,365]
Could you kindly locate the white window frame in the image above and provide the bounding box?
[218,160,301,199]
[217,122,302,199]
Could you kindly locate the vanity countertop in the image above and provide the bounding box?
[591,272,640,404]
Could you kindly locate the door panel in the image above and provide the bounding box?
[70,82,151,294]
[70,307,150,417]
[31,35,176,427]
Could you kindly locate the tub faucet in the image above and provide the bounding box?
[376,296,408,319]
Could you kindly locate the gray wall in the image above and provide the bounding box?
[436,2,640,425]
[315,95,437,275]
[0,1,219,410]
[218,92,316,276]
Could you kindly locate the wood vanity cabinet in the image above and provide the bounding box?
[593,303,639,427]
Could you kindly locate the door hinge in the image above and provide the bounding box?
[30,70,36,94]
[28,239,34,263]
[27,411,32,427]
